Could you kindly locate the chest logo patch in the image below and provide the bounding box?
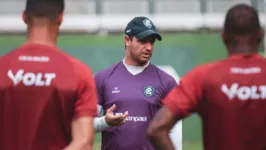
[143,85,155,97]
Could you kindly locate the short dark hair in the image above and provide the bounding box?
[224,4,261,35]
[25,0,64,21]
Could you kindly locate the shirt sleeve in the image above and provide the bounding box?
[94,73,105,106]
[163,65,208,118]
[167,77,178,93]
[74,63,98,119]
[97,105,103,116]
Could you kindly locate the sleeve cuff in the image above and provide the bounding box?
[94,116,110,133]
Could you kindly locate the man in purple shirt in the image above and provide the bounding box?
[94,16,178,150]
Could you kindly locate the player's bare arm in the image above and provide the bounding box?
[63,117,94,150]
[64,62,98,149]
[147,65,205,149]
[147,106,180,150]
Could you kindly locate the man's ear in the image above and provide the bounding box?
[22,10,28,24]
[258,28,265,43]
[57,12,64,26]
[221,32,228,44]
[124,35,131,47]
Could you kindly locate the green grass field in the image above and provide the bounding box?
[0,32,264,150]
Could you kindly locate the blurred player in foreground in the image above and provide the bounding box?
[147,4,266,150]
[93,16,181,150]
[0,0,97,150]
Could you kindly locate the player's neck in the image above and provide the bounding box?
[26,27,58,46]
[228,45,258,55]
[123,57,149,66]
[124,57,148,66]
[227,40,259,55]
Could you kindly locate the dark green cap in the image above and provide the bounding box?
[125,16,162,41]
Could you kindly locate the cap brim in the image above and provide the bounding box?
[135,30,162,41]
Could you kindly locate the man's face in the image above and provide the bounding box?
[125,35,156,65]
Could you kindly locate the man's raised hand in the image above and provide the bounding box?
[105,104,128,126]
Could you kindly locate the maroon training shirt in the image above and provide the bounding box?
[164,53,266,150]
[0,43,97,150]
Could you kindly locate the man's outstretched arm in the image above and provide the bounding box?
[147,107,180,150]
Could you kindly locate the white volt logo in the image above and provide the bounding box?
[8,69,56,86]
[221,83,266,100]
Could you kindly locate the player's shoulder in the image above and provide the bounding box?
[94,62,122,79]
[188,59,224,77]
[1,43,64,60]
[0,45,23,60]
[0,44,36,64]
[149,63,176,81]
[63,53,93,76]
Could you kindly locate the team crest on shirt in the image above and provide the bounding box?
[143,85,155,97]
